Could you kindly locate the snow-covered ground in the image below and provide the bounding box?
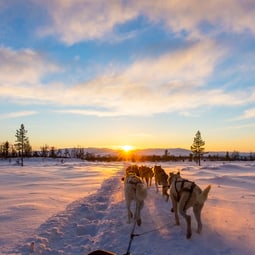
[0,159,254,255]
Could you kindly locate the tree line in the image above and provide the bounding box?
[1,125,254,165]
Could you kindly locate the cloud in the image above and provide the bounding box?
[123,40,223,84]
[64,42,252,117]
[0,47,59,85]
[0,111,38,120]
[232,108,255,121]
[37,0,255,44]
[225,122,255,130]
[61,40,237,116]
[135,0,255,38]
[56,109,118,117]
[0,42,253,117]
[0,47,62,103]
[38,0,138,45]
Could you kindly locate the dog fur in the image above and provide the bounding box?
[168,172,211,239]
[138,165,154,187]
[123,173,147,226]
[125,165,140,176]
[153,165,169,201]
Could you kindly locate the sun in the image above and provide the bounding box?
[122,145,134,152]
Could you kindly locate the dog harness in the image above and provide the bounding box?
[174,178,196,210]
[127,175,142,185]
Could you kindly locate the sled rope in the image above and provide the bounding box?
[123,202,175,255]
[123,203,139,255]
[132,221,174,237]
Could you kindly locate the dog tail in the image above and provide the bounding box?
[136,183,147,201]
[197,185,211,205]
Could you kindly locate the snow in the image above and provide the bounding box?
[0,159,254,255]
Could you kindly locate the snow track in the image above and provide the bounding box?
[12,167,254,255]
[2,160,254,255]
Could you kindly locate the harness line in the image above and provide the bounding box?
[133,221,175,237]
[123,216,175,255]
[123,176,173,254]
[123,203,139,255]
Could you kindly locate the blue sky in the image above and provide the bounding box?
[1,0,255,152]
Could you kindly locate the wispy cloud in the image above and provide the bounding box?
[0,41,253,117]
[0,47,59,85]
[56,109,119,117]
[0,47,63,104]
[37,0,255,44]
[38,0,138,45]
[231,108,255,121]
[57,40,247,116]
[0,111,38,120]
[135,0,255,38]
[225,122,255,130]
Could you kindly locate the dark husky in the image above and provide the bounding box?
[168,172,211,239]
[139,165,154,187]
[153,165,169,201]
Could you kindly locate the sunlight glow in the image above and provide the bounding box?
[121,145,134,152]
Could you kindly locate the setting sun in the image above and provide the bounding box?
[122,145,134,152]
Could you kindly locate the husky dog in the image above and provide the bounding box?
[153,165,169,201]
[168,172,211,239]
[125,164,140,176]
[139,165,154,187]
[123,173,147,226]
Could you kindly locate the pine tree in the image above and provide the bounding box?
[40,144,49,157]
[2,141,9,158]
[15,124,30,166]
[191,130,205,166]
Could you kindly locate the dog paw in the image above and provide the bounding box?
[137,219,142,226]
[197,228,202,234]
[186,232,192,239]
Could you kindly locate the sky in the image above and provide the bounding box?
[1,0,255,152]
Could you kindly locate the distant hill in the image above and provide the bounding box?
[78,147,191,157]
[134,148,191,156]
[81,147,119,156]
[53,147,253,158]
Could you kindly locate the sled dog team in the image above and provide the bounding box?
[122,164,211,239]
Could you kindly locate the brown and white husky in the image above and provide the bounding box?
[168,172,211,239]
[123,173,147,226]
